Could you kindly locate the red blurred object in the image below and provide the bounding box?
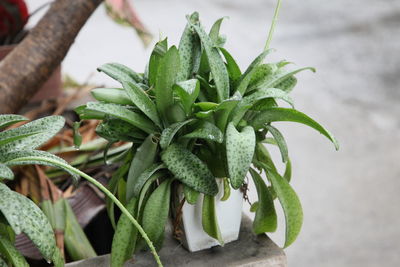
[0,0,29,41]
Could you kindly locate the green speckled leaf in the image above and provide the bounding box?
[0,235,29,267]
[111,198,138,267]
[2,150,79,181]
[91,88,132,105]
[0,115,27,129]
[85,102,157,134]
[226,123,256,189]
[191,22,229,101]
[132,163,166,198]
[161,144,218,195]
[122,81,161,127]
[155,46,180,124]
[173,79,200,116]
[142,179,173,250]
[159,119,195,149]
[0,116,65,154]
[0,183,57,261]
[265,125,288,163]
[96,117,146,142]
[183,121,223,143]
[97,62,142,84]
[209,16,227,45]
[251,107,339,150]
[219,47,241,81]
[0,164,13,180]
[235,50,272,95]
[126,135,158,201]
[248,63,278,91]
[249,168,277,234]
[263,165,303,248]
[202,195,223,244]
[0,257,7,267]
[177,12,201,81]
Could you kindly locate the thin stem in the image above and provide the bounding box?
[264,0,282,51]
[11,157,163,267]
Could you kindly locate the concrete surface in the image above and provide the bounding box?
[66,216,286,267]
[26,0,400,266]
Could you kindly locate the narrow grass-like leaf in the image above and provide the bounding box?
[111,197,138,267]
[219,47,241,82]
[0,183,57,261]
[183,121,223,143]
[123,81,161,127]
[0,235,29,267]
[162,144,218,195]
[183,185,199,205]
[262,165,303,248]
[177,12,201,81]
[226,123,256,189]
[252,107,339,150]
[86,102,157,134]
[159,119,195,149]
[126,135,158,201]
[142,179,173,250]
[91,88,132,105]
[133,163,166,198]
[0,164,13,180]
[249,168,277,233]
[0,115,27,129]
[63,199,97,261]
[155,46,180,124]
[173,79,200,116]
[0,116,64,154]
[98,62,142,84]
[235,50,272,95]
[202,195,223,244]
[265,125,289,163]
[191,22,229,101]
[262,67,315,91]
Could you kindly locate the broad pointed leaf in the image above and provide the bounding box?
[91,88,132,105]
[226,123,256,189]
[202,195,223,244]
[183,121,223,143]
[190,22,229,101]
[173,79,200,116]
[219,47,241,81]
[98,62,142,84]
[132,163,166,198]
[0,115,27,129]
[126,135,158,201]
[265,125,289,163]
[159,119,195,149]
[161,144,218,195]
[142,179,173,250]
[85,102,157,134]
[148,38,168,86]
[122,81,161,127]
[0,116,64,154]
[0,164,13,180]
[183,185,199,205]
[0,183,57,261]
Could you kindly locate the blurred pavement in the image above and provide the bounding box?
[26,0,400,266]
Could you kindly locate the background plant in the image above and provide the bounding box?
[76,6,338,267]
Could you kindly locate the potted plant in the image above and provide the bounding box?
[0,0,62,102]
[75,3,338,267]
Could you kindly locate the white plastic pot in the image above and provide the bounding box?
[180,179,243,252]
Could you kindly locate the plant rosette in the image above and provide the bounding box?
[76,6,338,266]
